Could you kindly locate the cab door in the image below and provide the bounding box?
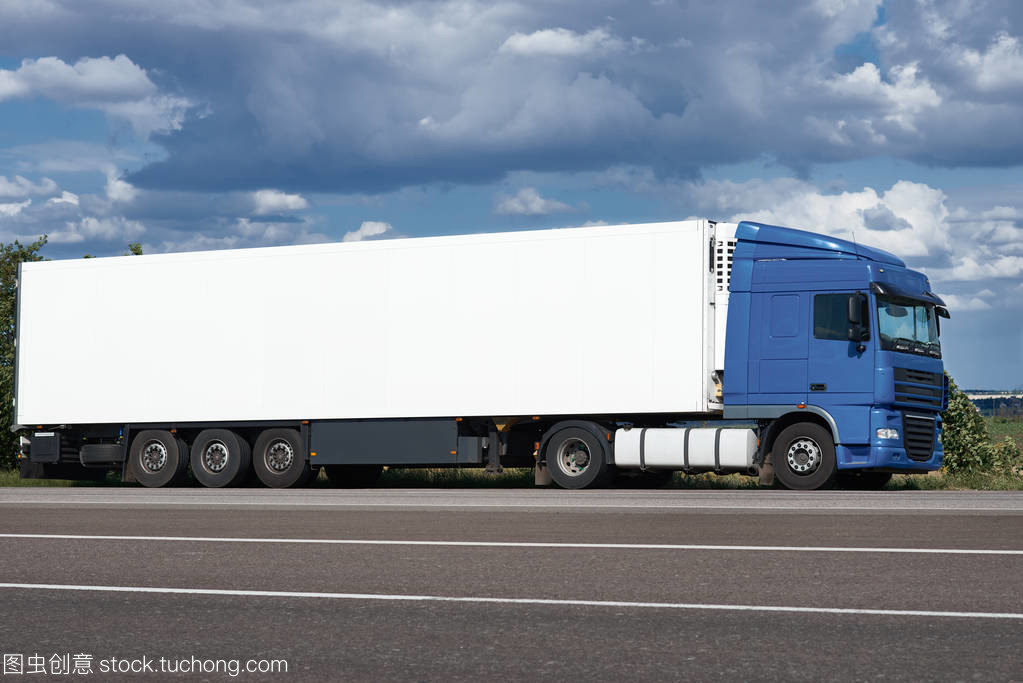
[807,292,874,442]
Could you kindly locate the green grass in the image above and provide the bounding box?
[886,471,1023,491]
[0,469,77,487]
[986,416,1023,450]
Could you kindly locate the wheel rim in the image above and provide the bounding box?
[265,439,294,473]
[555,438,591,477]
[202,440,230,473]
[141,440,168,473]
[786,437,822,475]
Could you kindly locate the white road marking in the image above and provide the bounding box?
[1,533,1020,555]
[0,582,1020,620]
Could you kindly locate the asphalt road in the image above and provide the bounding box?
[1,488,1021,681]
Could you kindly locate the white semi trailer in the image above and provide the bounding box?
[14,218,949,490]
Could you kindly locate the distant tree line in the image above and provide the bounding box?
[970,397,1023,418]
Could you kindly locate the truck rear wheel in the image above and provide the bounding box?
[772,422,837,490]
[129,430,188,488]
[253,428,312,488]
[547,426,611,489]
[190,429,251,488]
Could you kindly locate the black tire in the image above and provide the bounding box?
[129,430,188,488]
[252,428,312,488]
[838,471,893,490]
[190,429,251,488]
[324,464,383,488]
[546,426,612,490]
[772,422,838,491]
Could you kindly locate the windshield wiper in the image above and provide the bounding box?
[887,337,939,357]
[890,336,916,350]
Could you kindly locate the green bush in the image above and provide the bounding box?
[941,373,1023,476]
[941,374,993,472]
[993,437,1023,476]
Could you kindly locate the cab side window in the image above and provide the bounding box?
[814,293,868,341]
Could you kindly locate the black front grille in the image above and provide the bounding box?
[893,367,944,408]
[894,368,941,385]
[902,413,936,462]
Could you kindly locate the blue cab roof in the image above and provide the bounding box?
[735,221,905,267]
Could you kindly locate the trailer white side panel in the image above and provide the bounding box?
[15,221,714,425]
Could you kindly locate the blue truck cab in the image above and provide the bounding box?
[723,221,949,489]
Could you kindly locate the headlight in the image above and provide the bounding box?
[876,428,899,440]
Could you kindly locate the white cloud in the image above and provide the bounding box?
[980,206,1020,220]
[958,31,1023,93]
[147,217,331,254]
[49,215,145,244]
[824,62,941,130]
[496,187,573,215]
[0,55,192,137]
[0,54,153,101]
[47,191,79,206]
[105,171,138,203]
[0,175,58,199]
[941,294,992,312]
[499,27,624,57]
[938,255,1023,282]
[342,220,392,242]
[251,189,309,215]
[0,199,32,217]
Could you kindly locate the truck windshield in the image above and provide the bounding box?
[876,295,941,358]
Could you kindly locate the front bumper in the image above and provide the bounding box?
[835,408,944,471]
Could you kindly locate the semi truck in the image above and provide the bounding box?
[13,219,949,490]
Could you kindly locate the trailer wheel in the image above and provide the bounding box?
[772,422,837,490]
[546,426,611,489]
[252,428,312,488]
[324,464,383,488]
[190,429,251,488]
[129,430,188,488]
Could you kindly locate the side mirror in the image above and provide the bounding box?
[847,294,868,349]
[935,306,948,337]
[847,325,869,342]
[847,294,862,325]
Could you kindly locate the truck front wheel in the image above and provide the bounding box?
[252,428,312,488]
[546,426,611,489]
[190,429,251,488]
[129,430,188,488]
[772,423,837,490]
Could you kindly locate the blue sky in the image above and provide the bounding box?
[1,0,1021,388]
